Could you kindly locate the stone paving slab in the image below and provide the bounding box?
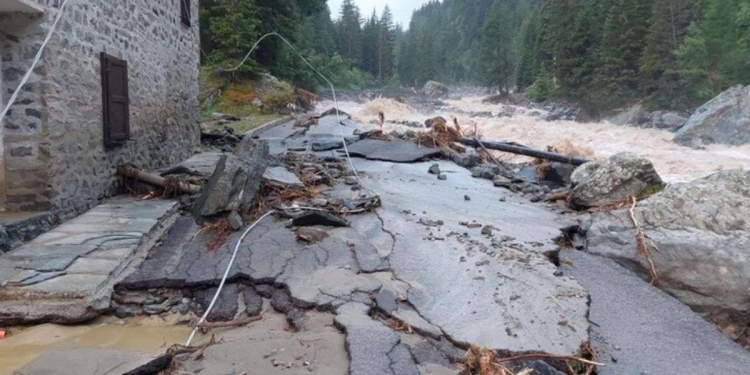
[0,198,178,325]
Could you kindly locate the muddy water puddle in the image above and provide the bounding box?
[0,316,193,374]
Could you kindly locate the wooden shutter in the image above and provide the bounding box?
[181,0,191,27]
[100,53,130,148]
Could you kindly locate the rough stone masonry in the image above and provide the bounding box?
[0,0,200,218]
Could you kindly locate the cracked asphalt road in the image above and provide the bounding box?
[117,114,750,375]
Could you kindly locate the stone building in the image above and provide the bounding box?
[0,0,201,223]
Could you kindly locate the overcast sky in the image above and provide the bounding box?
[327,0,434,28]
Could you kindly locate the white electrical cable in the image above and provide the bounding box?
[0,0,73,125]
[185,209,276,346]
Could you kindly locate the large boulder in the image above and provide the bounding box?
[570,153,663,209]
[608,105,687,131]
[423,81,449,98]
[674,85,750,147]
[180,139,268,217]
[585,170,750,327]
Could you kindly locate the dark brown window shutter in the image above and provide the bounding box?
[181,0,191,27]
[100,53,130,149]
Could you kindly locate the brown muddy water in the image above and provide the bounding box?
[324,97,750,183]
[0,316,194,374]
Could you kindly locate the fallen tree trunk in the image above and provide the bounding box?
[457,138,590,166]
[118,164,203,194]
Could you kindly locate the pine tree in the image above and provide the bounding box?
[480,2,516,93]
[338,0,363,63]
[377,6,396,81]
[638,0,701,110]
[208,0,261,67]
[516,6,543,90]
[593,0,652,108]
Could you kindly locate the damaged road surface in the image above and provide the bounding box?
[18,113,748,375]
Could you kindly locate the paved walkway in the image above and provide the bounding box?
[0,197,177,325]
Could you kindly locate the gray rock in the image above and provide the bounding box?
[541,162,576,188]
[570,153,663,209]
[675,85,750,147]
[437,174,447,181]
[263,166,305,189]
[188,144,268,217]
[586,170,750,327]
[194,284,240,322]
[296,227,330,244]
[227,211,243,231]
[520,360,566,375]
[423,81,449,98]
[345,176,358,185]
[655,112,687,131]
[608,104,650,127]
[452,149,482,169]
[242,286,263,316]
[493,176,511,188]
[428,164,441,175]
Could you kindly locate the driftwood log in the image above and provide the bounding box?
[117,164,203,194]
[457,138,590,166]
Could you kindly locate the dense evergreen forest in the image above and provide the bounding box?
[200,0,750,112]
[400,0,750,111]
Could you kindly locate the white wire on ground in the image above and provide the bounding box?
[185,209,276,346]
[0,0,73,125]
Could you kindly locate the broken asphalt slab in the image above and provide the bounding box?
[342,139,442,163]
[0,198,178,325]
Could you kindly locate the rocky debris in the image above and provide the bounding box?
[296,227,330,244]
[423,81,449,98]
[675,85,750,147]
[471,165,513,181]
[451,148,482,169]
[544,103,581,122]
[344,139,442,163]
[570,153,664,209]
[200,126,242,152]
[437,174,448,181]
[425,116,448,128]
[263,166,305,189]
[585,170,750,327]
[609,104,688,132]
[277,152,347,186]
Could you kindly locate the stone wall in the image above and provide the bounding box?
[0,11,49,212]
[0,0,200,218]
